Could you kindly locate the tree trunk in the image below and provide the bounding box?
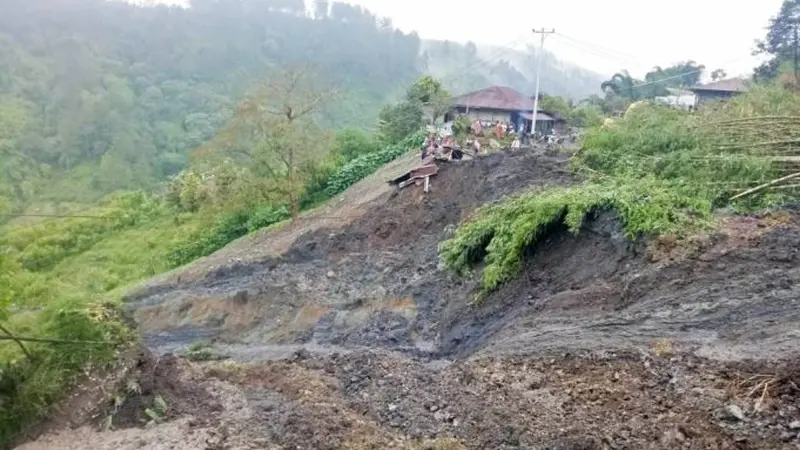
[288,147,299,222]
[290,193,299,222]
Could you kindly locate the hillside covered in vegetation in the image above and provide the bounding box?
[0,0,604,212]
[8,0,800,446]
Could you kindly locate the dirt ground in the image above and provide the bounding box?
[15,149,800,449]
[16,349,800,449]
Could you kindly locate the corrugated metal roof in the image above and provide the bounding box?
[690,78,748,93]
[452,86,531,111]
[519,111,555,121]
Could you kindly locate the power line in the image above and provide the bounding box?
[554,37,642,66]
[1,213,108,219]
[0,335,113,345]
[625,55,753,91]
[554,32,755,92]
[554,32,641,62]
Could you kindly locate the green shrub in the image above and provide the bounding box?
[0,301,134,445]
[333,128,379,162]
[325,131,424,197]
[3,192,164,272]
[442,100,789,299]
[298,159,339,210]
[244,205,290,232]
[166,205,289,267]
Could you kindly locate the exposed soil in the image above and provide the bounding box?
[16,349,800,449]
[125,150,577,355]
[16,149,800,449]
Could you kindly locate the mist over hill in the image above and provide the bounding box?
[0,0,602,209]
[422,39,604,99]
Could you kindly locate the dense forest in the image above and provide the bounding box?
[0,0,604,212]
[0,0,422,210]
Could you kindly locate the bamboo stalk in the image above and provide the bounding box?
[0,335,110,345]
[730,172,800,200]
[707,116,800,125]
[0,322,33,360]
[719,139,800,150]
[768,183,800,190]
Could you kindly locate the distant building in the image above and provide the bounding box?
[655,88,696,110]
[446,86,561,134]
[689,78,749,108]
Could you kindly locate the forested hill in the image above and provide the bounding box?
[0,0,602,210]
[0,0,421,207]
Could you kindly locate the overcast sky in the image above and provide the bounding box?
[153,0,784,78]
[342,0,784,78]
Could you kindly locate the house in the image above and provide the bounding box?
[655,88,696,110]
[445,86,560,135]
[689,78,748,108]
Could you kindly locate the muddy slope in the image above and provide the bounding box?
[462,211,800,361]
[127,147,800,363]
[20,150,800,449]
[125,150,577,357]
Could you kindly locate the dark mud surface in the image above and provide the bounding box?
[125,149,800,364]
[19,348,800,449]
[23,150,800,449]
[124,150,579,357]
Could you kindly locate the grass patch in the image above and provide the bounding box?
[0,300,135,445]
[441,88,800,298]
[439,178,714,297]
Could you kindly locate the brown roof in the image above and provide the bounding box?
[452,86,531,111]
[690,78,748,93]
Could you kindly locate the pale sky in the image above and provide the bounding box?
[152,0,783,78]
[344,0,783,78]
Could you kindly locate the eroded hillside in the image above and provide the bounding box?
[16,149,800,449]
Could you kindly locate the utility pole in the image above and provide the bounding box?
[531,28,555,138]
[794,24,798,88]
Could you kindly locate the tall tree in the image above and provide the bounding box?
[407,75,452,125]
[214,67,333,220]
[539,94,571,118]
[756,0,800,79]
[601,70,640,100]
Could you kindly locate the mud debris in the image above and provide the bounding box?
[17,150,800,449]
[17,349,800,449]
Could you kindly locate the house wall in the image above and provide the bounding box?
[655,93,696,109]
[453,107,513,123]
[694,90,738,108]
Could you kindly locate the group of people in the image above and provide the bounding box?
[421,116,580,160]
[470,119,526,139]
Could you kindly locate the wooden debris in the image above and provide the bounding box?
[389,164,439,190]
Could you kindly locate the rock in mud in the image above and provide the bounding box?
[724,404,746,421]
